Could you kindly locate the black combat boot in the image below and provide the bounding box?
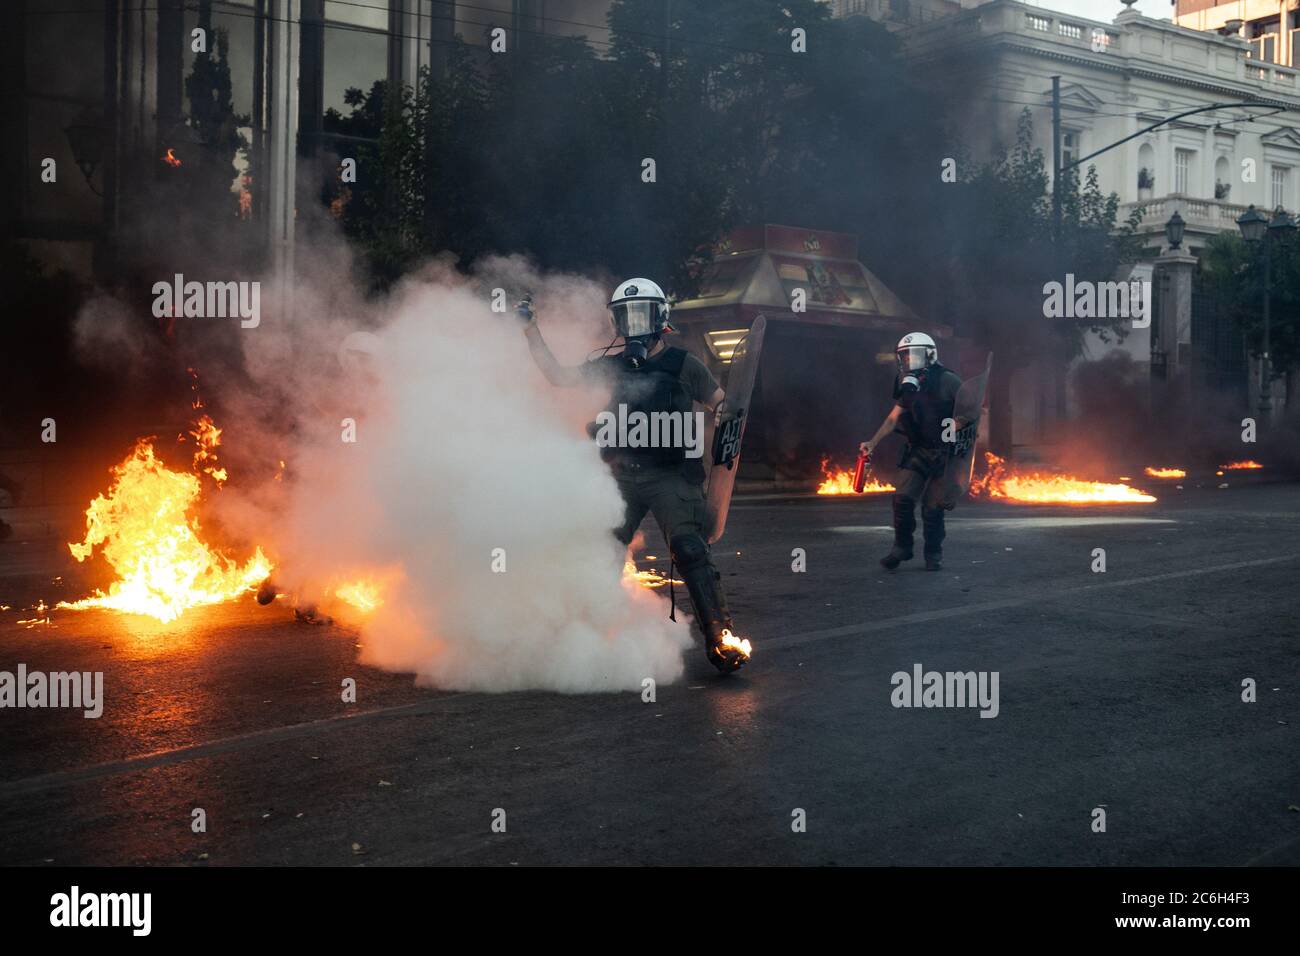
[671,532,748,673]
[881,495,916,569]
[922,505,946,571]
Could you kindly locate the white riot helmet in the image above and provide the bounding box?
[608,278,671,340]
[895,332,938,374]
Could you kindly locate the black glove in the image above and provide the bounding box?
[515,294,535,325]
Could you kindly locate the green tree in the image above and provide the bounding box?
[322,1,924,297]
[1201,228,1300,406]
[324,77,430,287]
[940,112,1141,453]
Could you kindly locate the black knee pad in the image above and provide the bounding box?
[670,532,710,571]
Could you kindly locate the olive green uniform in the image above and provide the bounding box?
[582,348,720,545]
[888,364,964,565]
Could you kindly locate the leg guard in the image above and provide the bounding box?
[922,505,945,570]
[881,495,916,569]
[670,532,744,672]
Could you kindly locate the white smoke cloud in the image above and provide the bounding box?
[240,254,694,693]
[63,222,694,692]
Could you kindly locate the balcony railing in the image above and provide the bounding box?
[1120,196,1250,234]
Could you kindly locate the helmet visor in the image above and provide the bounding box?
[610,301,660,338]
[897,346,931,372]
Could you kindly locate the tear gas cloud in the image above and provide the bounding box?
[74,248,693,694]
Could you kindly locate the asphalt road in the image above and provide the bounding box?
[1,481,1298,866]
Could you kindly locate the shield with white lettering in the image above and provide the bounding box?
[704,315,766,544]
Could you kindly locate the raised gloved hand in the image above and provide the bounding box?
[515,293,535,326]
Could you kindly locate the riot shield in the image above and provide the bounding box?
[939,352,992,508]
[703,315,767,544]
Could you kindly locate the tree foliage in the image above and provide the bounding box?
[1201,229,1300,380]
[943,111,1141,371]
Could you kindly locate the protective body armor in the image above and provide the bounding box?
[894,363,960,450]
[596,346,694,466]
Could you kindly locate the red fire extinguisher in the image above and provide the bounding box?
[852,447,872,494]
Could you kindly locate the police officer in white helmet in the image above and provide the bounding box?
[518,279,747,672]
[860,332,964,571]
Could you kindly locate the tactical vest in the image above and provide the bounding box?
[596,347,701,477]
[894,364,959,450]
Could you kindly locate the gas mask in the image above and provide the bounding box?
[610,298,667,370]
[896,343,931,394]
[621,334,658,369]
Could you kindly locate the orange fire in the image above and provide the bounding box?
[816,456,894,495]
[1143,466,1186,479]
[189,414,228,485]
[1220,460,1263,470]
[720,628,753,660]
[622,559,682,589]
[162,148,182,167]
[334,579,383,612]
[971,453,1156,504]
[58,437,271,623]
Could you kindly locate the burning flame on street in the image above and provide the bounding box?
[58,438,272,622]
[816,456,894,495]
[971,453,1156,504]
[16,600,52,628]
[162,148,182,167]
[1143,466,1186,479]
[1220,460,1263,470]
[622,559,682,589]
[334,579,383,612]
[720,628,752,659]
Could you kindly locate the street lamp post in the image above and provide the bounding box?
[1165,211,1185,250]
[1149,212,1186,383]
[1237,205,1296,417]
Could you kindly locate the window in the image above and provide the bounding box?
[1175,149,1194,194]
[1062,130,1081,169]
[1272,166,1289,210]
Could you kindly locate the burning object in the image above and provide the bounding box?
[816,456,894,495]
[707,628,752,672]
[1143,467,1186,479]
[58,438,271,623]
[971,453,1156,504]
[720,629,752,659]
[1220,460,1263,471]
[622,559,682,589]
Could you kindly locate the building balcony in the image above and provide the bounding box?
[1121,195,1254,240]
